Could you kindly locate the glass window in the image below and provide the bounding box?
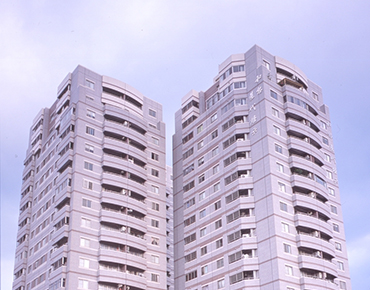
[285,265,293,276]
[151,255,160,264]
[322,137,329,145]
[151,152,159,161]
[272,107,279,117]
[86,80,95,89]
[216,239,223,249]
[327,170,333,179]
[211,130,218,139]
[86,126,95,136]
[278,182,286,192]
[333,223,340,232]
[151,169,159,177]
[339,281,347,290]
[197,124,203,133]
[201,246,207,255]
[82,199,92,208]
[152,185,159,194]
[328,187,335,196]
[275,144,283,154]
[263,60,270,70]
[213,164,220,174]
[280,202,288,212]
[213,182,220,192]
[198,157,205,166]
[215,219,222,229]
[321,121,327,129]
[214,200,221,210]
[151,219,159,228]
[149,109,156,117]
[282,222,289,233]
[274,126,281,136]
[198,140,204,149]
[152,137,159,145]
[284,243,292,253]
[79,258,90,268]
[217,279,225,289]
[335,242,342,251]
[212,147,219,157]
[270,90,278,100]
[80,238,90,248]
[199,209,206,219]
[151,273,159,282]
[85,144,94,153]
[277,162,284,173]
[211,113,218,123]
[86,110,95,119]
[198,174,205,183]
[152,202,160,211]
[216,258,224,269]
[199,191,206,201]
[200,227,207,237]
[84,161,93,171]
[78,279,89,289]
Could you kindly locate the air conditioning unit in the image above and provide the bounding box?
[243,234,250,238]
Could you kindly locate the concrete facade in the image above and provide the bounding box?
[173,45,351,290]
[12,66,168,290]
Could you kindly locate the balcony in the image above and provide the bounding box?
[101,189,146,213]
[294,214,332,237]
[99,225,146,248]
[103,134,146,159]
[293,193,330,217]
[296,234,335,257]
[290,174,328,199]
[103,118,146,143]
[99,248,147,269]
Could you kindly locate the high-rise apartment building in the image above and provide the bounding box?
[12,66,168,290]
[173,45,351,290]
[166,165,174,290]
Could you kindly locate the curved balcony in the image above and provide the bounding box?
[296,234,335,257]
[100,209,146,233]
[99,249,147,269]
[289,155,326,176]
[99,227,146,248]
[98,270,147,290]
[293,194,330,218]
[18,206,32,223]
[285,113,321,134]
[102,155,146,181]
[283,94,318,116]
[287,128,322,151]
[300,276,337,290]
[104,105,146,129]
[102,92,143,118]
[101,190,147,214]
[103,119,147,144]
[288,138,324,165]
[51,228,69,246]
[103,135,146,160]
[290,174,328,199]
[101,170,146,193]
[50,244,68,260]
[294,214,332,238]
[54,205,70,226]
[298,255,337,277]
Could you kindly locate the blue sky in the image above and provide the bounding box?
[1,1,369,289]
